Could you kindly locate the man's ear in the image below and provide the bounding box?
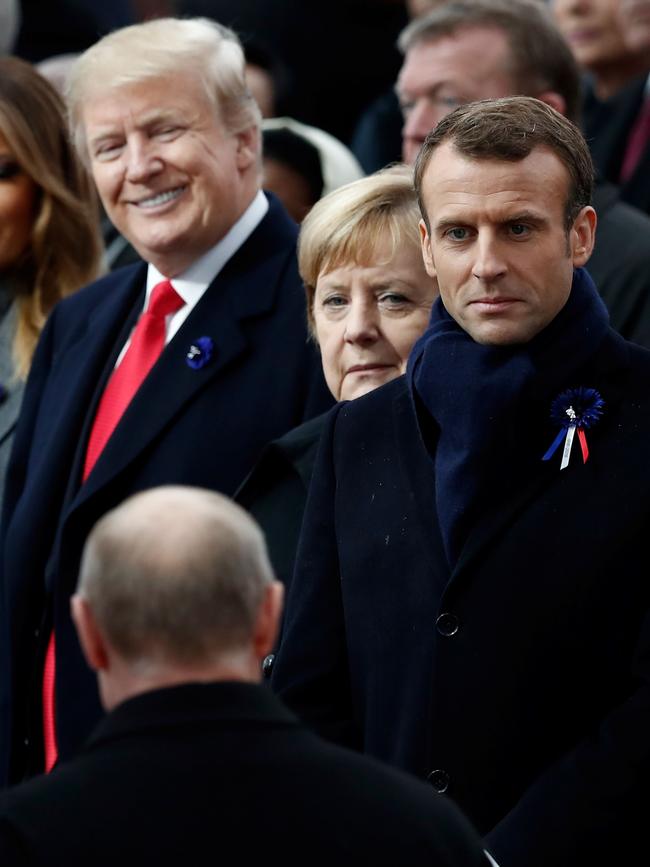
[252,581,284,660]
[70,594,109,673]
[536,90,567,117]
[570,205,597,267]
[419,218,437,278]
[235,125,259,171]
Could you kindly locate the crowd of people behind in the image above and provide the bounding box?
[0,1,649,865]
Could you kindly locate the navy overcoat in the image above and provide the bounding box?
[274,327,650,867]
[0,195,331,783]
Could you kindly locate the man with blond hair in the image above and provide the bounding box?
[0,487,487,867]
[0,17,330,786]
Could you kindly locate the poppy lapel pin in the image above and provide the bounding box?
[185,337,214,371]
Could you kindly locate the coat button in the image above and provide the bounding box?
[262,653,275,677]
[436,612,459,636]
[427,769,450,793]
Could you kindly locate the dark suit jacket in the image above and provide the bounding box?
[235,411,327,592]
[273,328,650,867]
[588,180,650,348]
[0,194,332,785]
[0,682,488,867]
[584,75,650,216]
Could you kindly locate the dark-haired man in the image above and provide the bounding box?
[396,0,650,347]
[273,97,650,867]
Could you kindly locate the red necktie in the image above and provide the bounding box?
[42,279,184,773]
[620,96,650,184]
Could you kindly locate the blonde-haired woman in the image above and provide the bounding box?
[0,56,103,499]
[237,164,438,601]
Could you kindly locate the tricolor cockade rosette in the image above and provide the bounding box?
[542,386,605,470]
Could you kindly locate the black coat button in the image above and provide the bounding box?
[262,653,275,677]
[436,612,459,636]
[427,769,450,793]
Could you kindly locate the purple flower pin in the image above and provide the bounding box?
[185,337,214,370]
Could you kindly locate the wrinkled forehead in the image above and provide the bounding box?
[421,142,571,223]
[424,141,570,195]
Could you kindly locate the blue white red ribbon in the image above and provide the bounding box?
[542,387,604,470]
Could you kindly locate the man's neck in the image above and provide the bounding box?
[100,651,262,711]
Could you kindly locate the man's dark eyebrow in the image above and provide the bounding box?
[503,211,549,226]
[433,218,469,235]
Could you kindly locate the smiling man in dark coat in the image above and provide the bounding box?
[0,17,330,787]
[272,97,650,867]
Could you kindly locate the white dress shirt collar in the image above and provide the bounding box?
[144,189,269,306]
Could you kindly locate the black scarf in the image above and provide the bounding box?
[407,267,610,567]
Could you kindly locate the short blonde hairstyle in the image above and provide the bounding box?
[66,17,262,162]
[298,164,422,335]
[0,56,102,379]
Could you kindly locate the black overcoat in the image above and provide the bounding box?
[273,327,650,867]
[0,683,488,867]
[0,194,332,784]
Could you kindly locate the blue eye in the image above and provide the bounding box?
[379,292,408,307]
[447,227,468,241]
[322,295,347,307]
[509,224,530,237]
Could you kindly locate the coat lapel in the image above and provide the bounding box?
[70,197,296,510]
[393,384,450,585]
[449,330,632,590]
[44,265,147,505]
[450,459,556,585]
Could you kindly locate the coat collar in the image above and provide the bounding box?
[84,682,299,752]
[61,194,297,512]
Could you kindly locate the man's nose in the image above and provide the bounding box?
[402,99,440,165]
[125,138,163,183]
[472,234,508,282]
[344,300,380,344]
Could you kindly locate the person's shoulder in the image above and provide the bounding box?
[602,329,650,420]
[595,189,650,251]
[613,327,650,364]
[56,261,146,318]
[273,411,330,453]
[621,336,650,380]
[254,191,299,250]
